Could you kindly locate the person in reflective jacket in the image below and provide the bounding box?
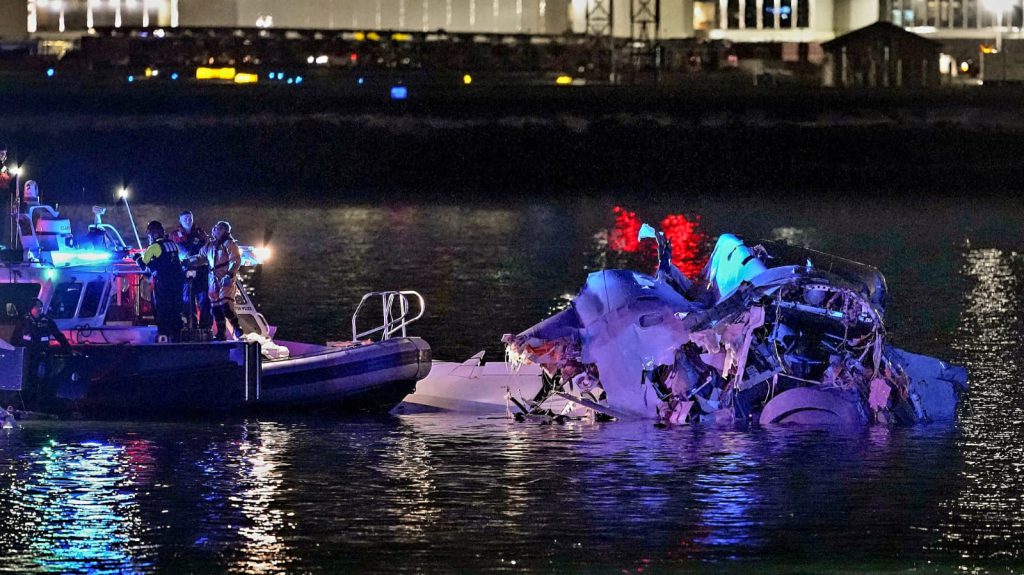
[133,220,185,342]
[202,220,243,341]
[12,298,72,388]
[13,298,71,353]
[171,210,212,331]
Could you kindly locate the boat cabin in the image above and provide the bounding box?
[1,203,271,346]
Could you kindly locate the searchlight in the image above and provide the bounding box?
[118,187,143,249]
[253,246,272,263]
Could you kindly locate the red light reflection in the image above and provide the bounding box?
[609,206,705,278]
[610,206,642,253]
[659,212,705,278]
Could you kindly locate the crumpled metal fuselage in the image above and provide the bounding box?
[504,232,968,425]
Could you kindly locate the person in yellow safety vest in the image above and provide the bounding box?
[133,221,185,342]
[202,220,244,341]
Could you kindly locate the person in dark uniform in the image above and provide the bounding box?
[171,210,212,331]
[133,220,185,342]
[12,298,72,391]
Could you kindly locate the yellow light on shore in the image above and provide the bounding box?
[463,74,473,85]
[392,33,412,41]
[196,67,236,80]
[233,73,259,84]
[555,75,573,85]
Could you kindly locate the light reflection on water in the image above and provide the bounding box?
[937,248,1024,562]
[2,197,1024,572]
[0,439,148,574]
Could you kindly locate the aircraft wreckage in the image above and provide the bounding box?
[500,226,968,426]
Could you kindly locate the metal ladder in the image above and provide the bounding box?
[351,290,425,342]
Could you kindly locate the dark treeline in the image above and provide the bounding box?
[2,83,1023,205]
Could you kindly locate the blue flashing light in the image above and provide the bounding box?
[390,86,408,100]
[267,72,274,80]
[51,250,113,267]
[171,72,179,80]
[276,72,285,80]
[295,76,303,84]
[287,78,294,84]
[127,75,134,83]
[46,68,55,77]
[357,77,365,85]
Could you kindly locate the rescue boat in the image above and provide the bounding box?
[0,198,431,416]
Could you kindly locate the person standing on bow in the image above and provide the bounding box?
[171,210,212,331]
[133,220,185,342]
[203,220,243,341]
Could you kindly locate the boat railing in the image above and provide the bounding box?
[351,290,425,342]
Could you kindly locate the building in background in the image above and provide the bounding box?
[1,0,27,40]
[822,21,942,87]
[20,0,571,36]
[12,0,1021,43]
[7,0,1023,79]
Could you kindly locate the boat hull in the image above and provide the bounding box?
[0,337,431,416]
[259,337,432,412]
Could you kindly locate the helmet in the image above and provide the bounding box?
[30,298,44,310]
[146,220,164,237]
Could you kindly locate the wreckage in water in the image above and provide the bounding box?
[501,226,967,426]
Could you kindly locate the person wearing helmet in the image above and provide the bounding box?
[202,220,243,341]
[133,220,185,342]
[171,210,212,331]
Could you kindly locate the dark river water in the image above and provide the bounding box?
[2,194,1024,573]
